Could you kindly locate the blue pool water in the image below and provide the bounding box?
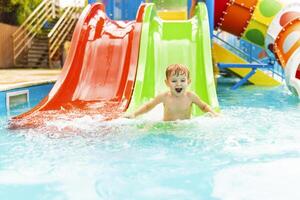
[0,77,300,200]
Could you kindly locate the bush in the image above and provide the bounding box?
[0,0,42,25]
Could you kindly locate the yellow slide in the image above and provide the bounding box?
[212,42,281,86]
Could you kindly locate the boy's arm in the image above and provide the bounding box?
[189,92,218,117]
[125,93,164,118]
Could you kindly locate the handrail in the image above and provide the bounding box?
[12,0,51,37]
[213,34,263,64]
[48,6,81,61]
[13,2,52,43]
[12,0,83,67]
[14,8,52,59]
[12,0,59,65]
[213,33,285,81]
[48,7,73,38]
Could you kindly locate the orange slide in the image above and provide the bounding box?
[10,3,145,128]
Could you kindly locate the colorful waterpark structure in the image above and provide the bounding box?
[10,0,300,127]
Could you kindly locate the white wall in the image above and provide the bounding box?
[57,0,85,8]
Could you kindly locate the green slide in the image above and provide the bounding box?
[127,2,219,116]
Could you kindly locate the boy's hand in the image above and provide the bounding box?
[212,112,220,117]
[122,112,135,119]
[208,111,220,117]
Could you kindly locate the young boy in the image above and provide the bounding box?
[125,64,218,121]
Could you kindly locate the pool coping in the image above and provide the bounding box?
[0,80,57,92]
[0,69,61,92]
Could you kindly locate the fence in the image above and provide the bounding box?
[0,23,18,68]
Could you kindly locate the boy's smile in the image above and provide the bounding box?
[175,88,183,93]
[165,73,190,97]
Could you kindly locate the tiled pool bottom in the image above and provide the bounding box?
[0,78,300,200]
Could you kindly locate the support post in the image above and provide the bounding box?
[206,0,214,38]
[231,69,257,90]
[88,0,98,4]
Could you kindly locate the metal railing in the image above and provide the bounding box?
[12,0,83,67]
[213,33,285,81]
[48,6,81,62]
[12,0,59,65]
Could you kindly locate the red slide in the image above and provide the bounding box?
[10,3,145,129]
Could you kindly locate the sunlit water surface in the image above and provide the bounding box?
[0,77,300,200]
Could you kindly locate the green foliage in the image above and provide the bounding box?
[0,0,42,25]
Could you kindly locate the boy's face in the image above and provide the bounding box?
[165,72,191,97]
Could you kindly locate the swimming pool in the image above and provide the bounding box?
[0,77,299,200]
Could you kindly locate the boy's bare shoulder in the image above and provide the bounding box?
[155,92,169,100]
[186,91,197,98]
[186,91,203,102]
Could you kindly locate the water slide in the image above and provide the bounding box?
[10,3,145,128]
[213,0,281,86]
[127,2,219,115]
[214,0,300,96]
[266,3,300,96]
[10,2,219,128]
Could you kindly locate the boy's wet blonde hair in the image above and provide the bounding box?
[165,64,190,79]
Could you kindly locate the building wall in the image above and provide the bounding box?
[0,23,18,68]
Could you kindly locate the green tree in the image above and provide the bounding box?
[0,0,42,25]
